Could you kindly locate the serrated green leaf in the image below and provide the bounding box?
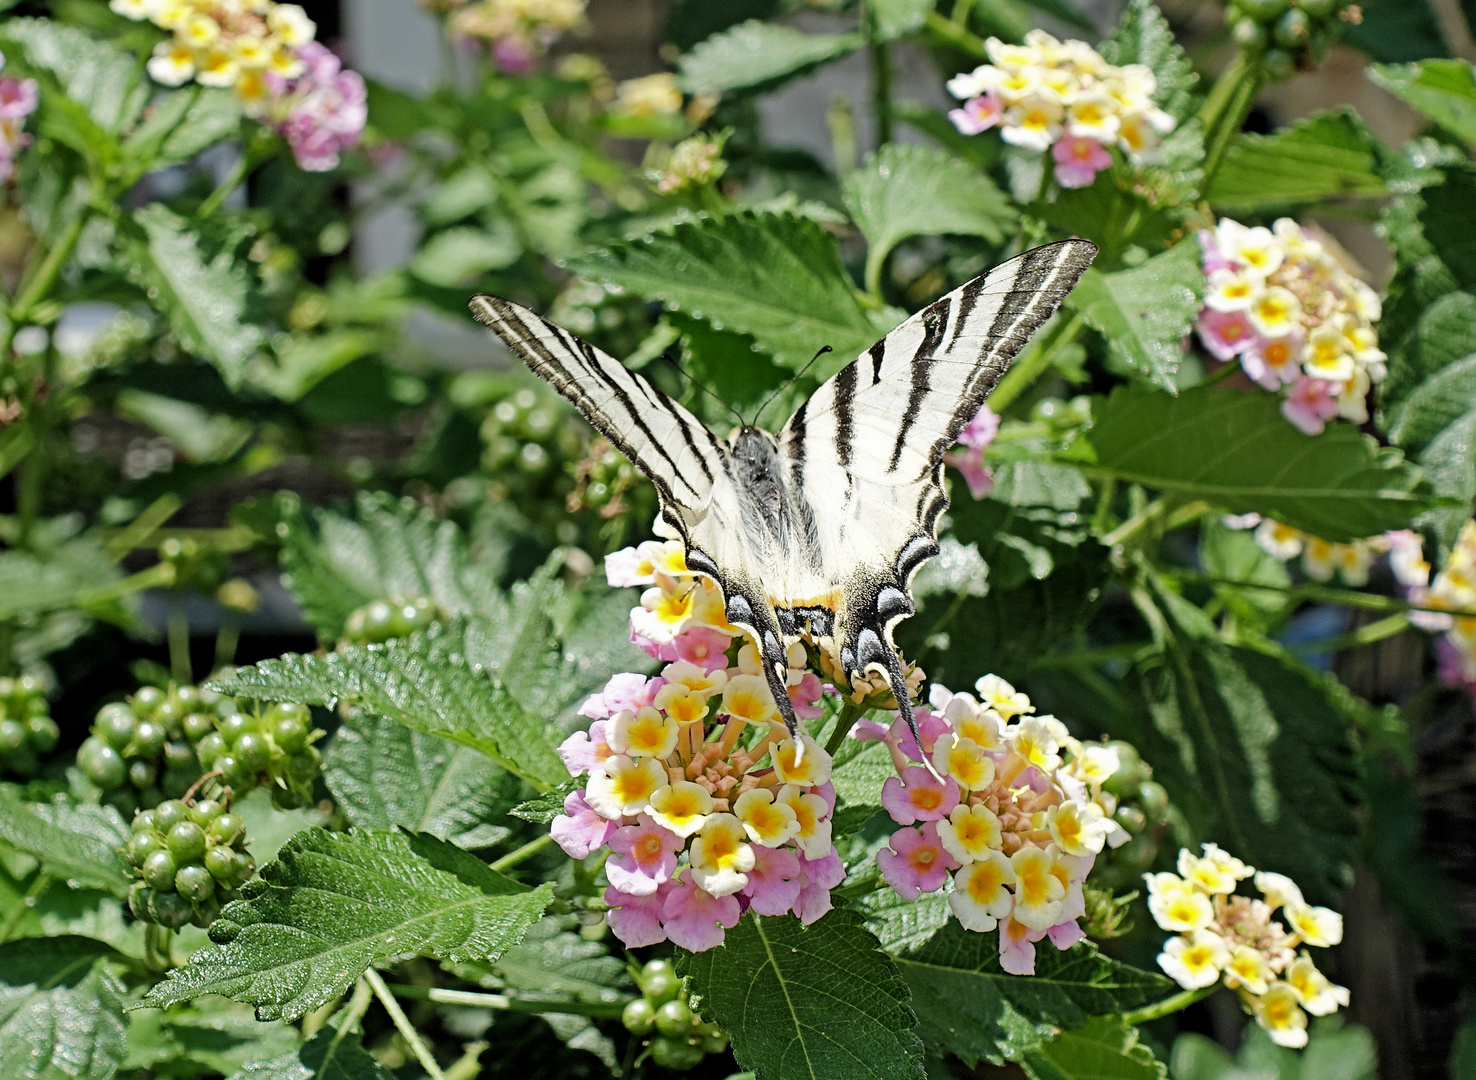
[1085,385,1438,542]
[224,1021,393,1080]
[1369,60,1476,143]
[0,537,133,625]
[135,204,267,388]
[1,18,147,132]
[1417,169,1476,291]
[410,222,522,287]
[122,87,242,175]
[869,0,933,40]
[893,926,1170,1066]
[1097,0,1197,121]
[1069,243,1201,391]
[508,779,580,824]
[567,211,876,372]
[843,143,1015,292]
[209,620,567,790]
[1206,111,1389,211]
[1197,520,1292,622]
[140,829,553,1021]
[325,709,520,848]
[854,883,953,954]
[1020,1016,1166,1080]
[678,908,925,1080]
[0,789,131,894]
[125,1002,300,1077]
[829,737,895,820]
[678,20,864,95]
[470,913,631,1006]
[0,935,128,1080]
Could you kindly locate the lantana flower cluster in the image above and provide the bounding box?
[1148,845,1348,1049]
[111,0,364,172]
[551,539,842,952]
[0,54,39,184]
[448,0,586,75]
[860,678,1128,975]
[1406,520,1476,686]
[1246,517,1427,589]
[1196,218,1386,435]
[946,29,1176,188]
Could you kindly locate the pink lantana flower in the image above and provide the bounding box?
[550,789,617,859]
[999,915,1042,975]
[1198,230,1235,275]
[557,720,610,775]
[0,77,39,120]
[788,671,825,720]
[877,822,961,900]
[579,674,661,720]
[881,765,960,825]
[1195,310,1257,362]
[792,851,845,924]
[949,91,1003,135]
[604,882,671,947]
[945,406,1001,499]
[743,845,804,916]
[659,626,732,672]
[606,814,683,895]
[1281,377,1339,435]
[662,877,742,951]
[1051,134,1112,188]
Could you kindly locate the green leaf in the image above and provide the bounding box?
[1197,519,1292,623]
[140,829,553,1021]
[678,20,864,95]
[1,18,147,133]
[0,537,132,625]
[0,936,127,1080]
[1205,111,1389,211]
[1068,243,1202,391]
[869,0,933,40]
[324,709,521,849]
[465,913,630,1007]
[892,926,1170,1066]
[409,222,522,287]
[1369,60,1476,143]
[1084,384,1438,542]
[853,880,953,955]
[122,87,242,175]
[508,779,580,824]
[1097,0,1198,121]
[565,211,877,372]
[134,204,267,388]
[678,908,926,1080]
[210,620,567,790]
[0,789,131,895]
[1020,1017,1166,1080]
[829,737,895,821]
[843,143,1015,293]
[125,1003,300,1077]
[1342,0,1449,64]
[224,1022,394,1080]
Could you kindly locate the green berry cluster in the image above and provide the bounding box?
[342,594,440,646]
[196,701,322,810]
[567,438,648,522]
[159,536,229,592]
[126,796,254,929]
[1226,0,1354,80]
[620,959,728,1072]
[1092,741,1175,891]
[78,684,238,816]
[480,385,584,484]
[0,675,59,778]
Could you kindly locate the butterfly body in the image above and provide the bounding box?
[470,239,1096,748]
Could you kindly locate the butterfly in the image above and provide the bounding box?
[470,239,1096,753]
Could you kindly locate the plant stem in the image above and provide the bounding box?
[7,207,91,336]
[144,924,175,973]
[365,968,447,1080]
[331,979,376,1046]
[1196,52,1263,191]
[197,150,257,219]
[0,871,49,941]
[214,616,241,673]
[1119,984,1218,1025]
[490,831,556,873]
[1099,495,1169,548]
[825,701,864,758]
[988,311,1083,413]
[922,11,988,57]
[1178,571,1476,620]
[168,592,192,685]
[1288,612,1411,654]
[103,494,182,564]
[870,40,893,146]
[384,983,631,1018]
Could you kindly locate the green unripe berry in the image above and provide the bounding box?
[218,713,253,744]
[134,720,168,757]
[148,888,193,929]
[196,732,227,768]
[363,600,396,641]
[155,800,190,831]
[128,883,152,921]
[138,786,164,810]
[182,712,215,742]
[142,849,179,890]
[654,998,694,1038]
[25,715,58,753]
[162,740,195,771]
[94,704,137,750]
[286,746,321,784]
[78,737,126,789]
[175,685,201,708]
[1238,0,1288,19]
[190,897,221,928]
[233,732,270,773]
[128,831,166,865]
[167,820,208,863]
[648,1035,705,1071]
[153,699,182,734]
[210,813,245,845]
[1262,47,1296,79]
[1301,0,1338,14]
[15,674,42,700]
[230,854,256,888]
[160,769,197,800]
[1138,780,1170,823]
[1273,8,1310,47]
[272,714,310,754]
[1117,831,1157,872]
[271,787,309,811]
[216,754,251,788]
[622,998,656,1034]
[639,959,681,1005]
[189,799,223,825]
[103,788,139,818]
[204,845,240,882]
[132,686,166,716]
[0,719,26,753]
[1232,16,1267,50]
[1113,804,1148,834]
[175,864,215,903]
[132,809,159,834]
[128,758,158,790]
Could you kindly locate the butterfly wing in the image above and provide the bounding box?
[775,239,1097,719]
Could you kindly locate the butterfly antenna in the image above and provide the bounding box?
[753,345,832,429]
[660,350,744,430]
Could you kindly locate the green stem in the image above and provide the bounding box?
[1099,495,1171,548]
[1288,612,1411,654]
[1178,571,1476,620]
[1119,984,1218,1025]
[331,979,376,1049]
[384,983,631,1018]
[923,10,988,57]
[0,871,49,941]
[365,968,446,1080]
[168,592,192,685]
[197,150,258,219]
[104,494,182,564]
[491,832,556,873]
[143,923,175,974]
[988,311,1084,413]
[1196,52,1263,191]
[870,40,893,146]
[825,701,864,758]
[7,207,91,341]
[214,616,241,673]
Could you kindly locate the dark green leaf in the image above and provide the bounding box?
[209,620,567,790]
[1341,0,1448,63]
[1085,385,1439,542]
[0,537,133,626]
[0,936,127,1080]
[893,925,1170,1066]
[869,0,933,40]
[1369,60,1476,143]
[1206,111,1389,211]
[565,211,877,372]
[470,913,630,1006]
[140,829,553,1021]
[1,18,147,132]
[122,87,242,175]
[1417,169,1476,291]
[1020,1017,1166,1080]
[678,908,925,1080]
[135,204,267,388]
[410,223,522,287]
[1197,520,1292,622]
[224,1021,393,1080]
[678,20,864,95]
[854,881,953,955]
[508,779,580,824]
[125,1003,300,1077]
[1097,0,1198,121]
[0,789,131,894]
[1068,243,1202,391]
[324,710,521,848]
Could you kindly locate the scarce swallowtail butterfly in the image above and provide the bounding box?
[470,238,1096,755]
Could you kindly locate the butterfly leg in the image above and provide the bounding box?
[721,587,802,740]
